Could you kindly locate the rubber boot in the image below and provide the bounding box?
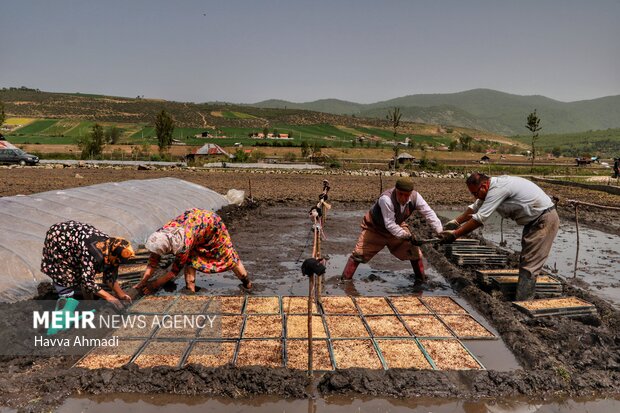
[341,256,360,280]
[410,259,426,284]
[515,269,537,301]
[47,297,89,336]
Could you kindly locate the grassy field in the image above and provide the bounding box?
[512,128,620,157]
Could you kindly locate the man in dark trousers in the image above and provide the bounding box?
[440,173,559,300]
[341,177,443,284]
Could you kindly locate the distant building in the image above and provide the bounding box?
[193,131,212,138]
[185,143,233,162]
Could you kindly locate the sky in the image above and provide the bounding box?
[1,0,619,104]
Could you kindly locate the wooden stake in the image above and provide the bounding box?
[248,178,253,202]
[379,174,383,195]
[307,273,314,375]
[573,203,580,278]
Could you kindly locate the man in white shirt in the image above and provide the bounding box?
[341,177,443,284]
[440,173,559,300]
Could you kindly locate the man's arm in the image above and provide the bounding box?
[379,196,411,239]
[414,193,443,234]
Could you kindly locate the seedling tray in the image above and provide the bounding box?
[285,315,327,338]
[320,296,359,314]
[354,296,394,315]
[451,253,507,266]
[208,296,246,314]
[420,296,468,315]
[331,339,383,369]
[244,296,281,314]
[388,296,432,314]
[128,296,176,314]
[453,238,481,245]
[133,339,190,368]
[184,341,237,367]
[325,315,369,338]
[418,339,484,370]
[512,297,596,318]
[444,245,496,255]
[113,315,158,338]
[401,315,454,338]
[242,315,283,338]
[364,315,410,337]
[375,339,432,369]
[438,315,496,339]
[235,339,283,368]
[282,296,318,314]
[285,339,334,371]
[118,263,148,276]
[200,315,244,339]
[166,296,211,314]
[75,339,145,369]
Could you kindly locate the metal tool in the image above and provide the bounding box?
[410,238,442,246]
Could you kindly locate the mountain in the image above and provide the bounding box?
[252,89,620,135]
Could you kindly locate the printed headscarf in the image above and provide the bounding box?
[145,227,185,256]
[95,237,135,266]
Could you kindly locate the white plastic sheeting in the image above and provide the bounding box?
[0,178,229,302]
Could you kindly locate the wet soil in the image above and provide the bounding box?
[0,172,619,411]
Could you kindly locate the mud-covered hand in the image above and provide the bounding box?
[444,219,460,230]
[439,230,457,244]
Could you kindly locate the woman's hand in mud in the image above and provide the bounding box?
[107,297,125,311]
[117,291,132,304]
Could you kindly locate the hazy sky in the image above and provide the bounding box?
[1,0,619,104]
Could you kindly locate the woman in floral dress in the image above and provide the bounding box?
[40,220,135,309]
[136,208,251,293]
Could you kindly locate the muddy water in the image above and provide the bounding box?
[438,209,620,308]
[59,393,620,412]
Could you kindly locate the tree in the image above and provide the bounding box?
[155,110,175,152]
[392,144,400,170]
[105,126,121,144]
[459,134,473,151]
[386,107,402,139]
[0,100,5,128]
[77,123,105,159]
[526,109,542,171]
[448,140,458,151]
[301,141,310,158]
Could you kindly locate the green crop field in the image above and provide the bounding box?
[12,119,58,134]
[512,129,620,157]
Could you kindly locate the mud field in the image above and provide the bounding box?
[0,168,619,411]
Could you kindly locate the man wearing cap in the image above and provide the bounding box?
[439,173,559,300]
[341,177,443,283]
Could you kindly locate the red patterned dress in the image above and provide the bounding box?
[157,208,240,275]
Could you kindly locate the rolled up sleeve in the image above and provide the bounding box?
[415,193,443,234]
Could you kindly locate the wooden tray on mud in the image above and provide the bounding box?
[354,297,394,315]
[184,341,237,367]
[75,339,144,369]
[208,296,245,314]
[388,296,432,314]
[375,339,432,369]
[401,315,453,338]
[200,315,244,339]
[285,339,333,371]
[165,296,211,314]
[128,296,176,314]
[420,296,468,315]
[235,339,283,368]
[242,315,283,338]
[438,315,496,339]
[331,339,383,369]
[512,297,596,318]
[285,315,327,338]
[450,252,507,266]
[325,315,369,338]
[244,296,281,314]
[282,296,318,314]
[133,340,190,368]
[364,315,410,337]
[320,296,358,314]
[418,339,483,370]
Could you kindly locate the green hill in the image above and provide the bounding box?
[253,89,620,135]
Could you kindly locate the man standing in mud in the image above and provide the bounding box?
[341,177,443,285]
[440,173,559,300]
